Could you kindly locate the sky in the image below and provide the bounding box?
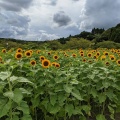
[0,0,120,41]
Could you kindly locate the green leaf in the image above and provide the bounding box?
[90,88,97,98]
[98,94,106,103]
[21,115,32,120]
[10,76,18,82]
[17,101,29,114]
[71,89,83,101]
[102,80,110,88]
[3,91,14,99]
[96,114,106,120]
[63,84,73,93]
[0,81,6,93]
[49,104,60,114]
[0,100,12,118]
[19,88,31,95]
[82,105,91,114]
[13,88,23,104]
[50,94,57,106]
[65,104,74,117]
[0,71,11,81]
[12,115,19,120]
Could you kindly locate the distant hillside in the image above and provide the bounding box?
[0,23,120,50]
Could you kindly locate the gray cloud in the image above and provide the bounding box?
[43,0,57,6]
[53,11,71,27]
[0,0,33,11]
[72,0,79,1]
[0,11,30,38]
[80,0,120,30]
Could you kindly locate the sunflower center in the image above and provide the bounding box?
[27,53,30,56]
[17,54,22,58]
[118,61,120,64]
[44,61,49,66]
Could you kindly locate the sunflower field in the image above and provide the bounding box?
[0,48,120,120]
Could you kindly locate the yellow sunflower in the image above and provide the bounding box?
[55,63,60,68]
[25,50,32,57]
[42,59,51,68]
[39,56,45,61]
[100,55,106,61]
[30,60,36,66]
[15,52,23,60]
[2,49,6,53]
[116,59,120,66]
[53,55,59,60]
[16,48,22,53]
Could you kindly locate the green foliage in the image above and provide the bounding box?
[95,41,120,49]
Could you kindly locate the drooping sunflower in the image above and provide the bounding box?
[116,59,120,66]
[16,48,22,53]
[15,52,23,60]
[30,60,36,66]
[25,50,32,57]
[2,49,6,53]
[53,55,59,60]
[42,59,51,68]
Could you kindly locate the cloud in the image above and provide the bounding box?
[53,11,71,27]
[0,11,30,38]
[43,0,58,6]
[0,0,33,12]
[79,0,120,31]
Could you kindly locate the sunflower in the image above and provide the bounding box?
[48,52,51,55]
[87,53,92,57]
[15,52,23,60]
[53,55,59,60]
[29,50,33,54]
[93,55,98,59]
[105,62,110,66]
[40,56,45,61]
[51,62,56,66]
[109,55,116,61]
[25,50,32,57]
[2,49,6,53]
[80,53,84,57]
[30,60,36,66]
[103,51,109,56]
[116,59,120,66]
[16,48,22,53]
[36,50,41,54]
[72,53,77,58]
[96,52,100,56]
[82,58,86,62]
[55,63,60,68]
[100,55,106,61]
[42,59,51,68]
